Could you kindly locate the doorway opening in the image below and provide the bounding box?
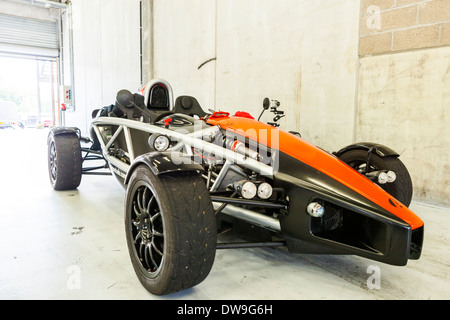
[0,55,59,129]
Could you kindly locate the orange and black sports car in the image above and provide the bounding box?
[47,79,424,296]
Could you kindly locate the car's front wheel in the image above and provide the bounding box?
[125,165,217,295]
[338,149,413,207]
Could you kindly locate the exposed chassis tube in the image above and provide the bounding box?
[91,117,275,177]
[91,117,281,234]
[81,148,110,175]
[212,202,281,232]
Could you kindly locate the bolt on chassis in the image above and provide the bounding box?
[47,79,424,295]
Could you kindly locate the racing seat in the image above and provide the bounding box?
[174,96,207,119]
[113,81,175,123]
[141,79,174,111]
[140,80,176,123]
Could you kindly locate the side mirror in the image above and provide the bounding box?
[116,90,135,108]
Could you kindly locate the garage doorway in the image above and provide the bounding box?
[0,5,69,130]
[0,55,59,129]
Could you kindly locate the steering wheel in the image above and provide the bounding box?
[152,111,175,123]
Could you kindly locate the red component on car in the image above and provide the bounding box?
[209,111,230,120]
[230,140,241,151]
[164,118,173,128]
[234,111,254,120]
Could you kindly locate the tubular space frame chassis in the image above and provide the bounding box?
[89,117,285,247]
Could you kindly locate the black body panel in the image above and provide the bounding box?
[274,151,413,266]
[50,127,79,137]
[125,152,204,184]
[334,142,400,158]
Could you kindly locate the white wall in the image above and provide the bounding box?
[151,0,360,152]
[357,47,450,205]
[66,0,141,134]
[152,0,216,112]
[215,0,360,151]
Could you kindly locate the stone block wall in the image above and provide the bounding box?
[360,0,450,55]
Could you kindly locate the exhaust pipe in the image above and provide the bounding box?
[213,202,281,232]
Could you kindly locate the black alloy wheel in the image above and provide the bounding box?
[129,182,165,278]
[49,141,58,182]
[125,166,216,295]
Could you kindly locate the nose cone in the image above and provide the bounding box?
[275,145,424,266]
[275,130,423,230]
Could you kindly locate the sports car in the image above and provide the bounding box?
[47,79,424,295]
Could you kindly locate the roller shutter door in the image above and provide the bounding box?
[0,13,59,58]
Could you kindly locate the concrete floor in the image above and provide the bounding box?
[0,129,449,300]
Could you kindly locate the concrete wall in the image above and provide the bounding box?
[358,0,450,205]
[66,0,142,134]
[215,0,360,151]
[146,0,449,206]
[150,0,361,152]
[151,0,216,112]
[357,47,450,205]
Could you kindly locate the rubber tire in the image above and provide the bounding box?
[125,165,217,296]
[339,149,413,207]
[47,133,82,191]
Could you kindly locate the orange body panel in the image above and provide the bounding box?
[207,116,424,230]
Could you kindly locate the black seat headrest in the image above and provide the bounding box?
[148,84,170,110]
[174,96,207,118]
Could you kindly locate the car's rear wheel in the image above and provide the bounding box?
[47,132,82,190]
[125,165,216,295]
[338,149,413,207]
